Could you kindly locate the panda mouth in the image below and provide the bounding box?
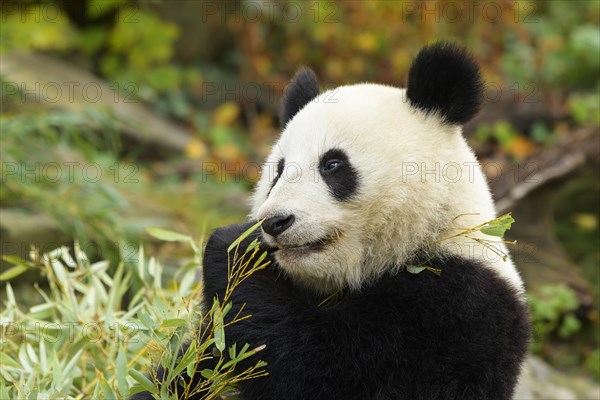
[275,232,339,253]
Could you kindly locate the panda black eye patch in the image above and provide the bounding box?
[318,148,358,201]
[268,158,285,196]
[321,158,343,173]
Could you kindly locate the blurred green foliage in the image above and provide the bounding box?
[553,178,600,308]
[529,285,582,349]
[502,2,599,90]
[587,348,600,381]
[0,4,75,51]
[2,0,598,172]
[569,93,600,126]
[1,75,129,258]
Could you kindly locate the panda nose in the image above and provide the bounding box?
[262,214,295,237]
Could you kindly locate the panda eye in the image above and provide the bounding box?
[321,159,342,173]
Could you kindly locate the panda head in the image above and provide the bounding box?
[251,42,511,293]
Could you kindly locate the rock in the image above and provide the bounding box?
[0,208,69,271]
[515,356,600,399]
[0,51,192,156]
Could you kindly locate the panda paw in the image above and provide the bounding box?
[128,390,154,400]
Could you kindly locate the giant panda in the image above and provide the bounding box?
[133,42,530,400]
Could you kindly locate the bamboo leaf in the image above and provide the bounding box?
[0,383,10,400]
[227,221,263,253]
[116,346,128,397]
[480,213,515,238]
[39,340,47,374]
[1,255,32,268]
[63,349,83,378]
[213,299,226,352]
[5,283,16,306]
[160,318,188,329]
[172,340,197,378]
[51,258,69,289]
[252,251,268,269]
[129,370,157,393]
[200,369,215,379]
[0,265,29,281]
[425,266,443,276]
[147,228,192,242]
[137,243,145,281]
[100,374,116,399]
[19,345,32,372]
[406,265,426,274]
[0,354,21,369]
[138,311,155,330]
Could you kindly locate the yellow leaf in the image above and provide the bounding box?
[325,58,345,80]
[573,213,598,231]
[254,55,272,76]
[355,33,378,53]
[349,59,365,76]
[215,143,241,161]
[213,102,240,127]
[391,49,410,75]
[507,137,536,159]
[185,139,207,159]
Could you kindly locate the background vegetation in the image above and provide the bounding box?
[1,0,599,398]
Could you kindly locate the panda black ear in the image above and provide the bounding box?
[406,42,483,125]
[280,67,320,127]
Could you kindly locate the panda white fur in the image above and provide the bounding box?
[133,42,530,400]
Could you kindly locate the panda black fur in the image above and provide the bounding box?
[132,42,530,400]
